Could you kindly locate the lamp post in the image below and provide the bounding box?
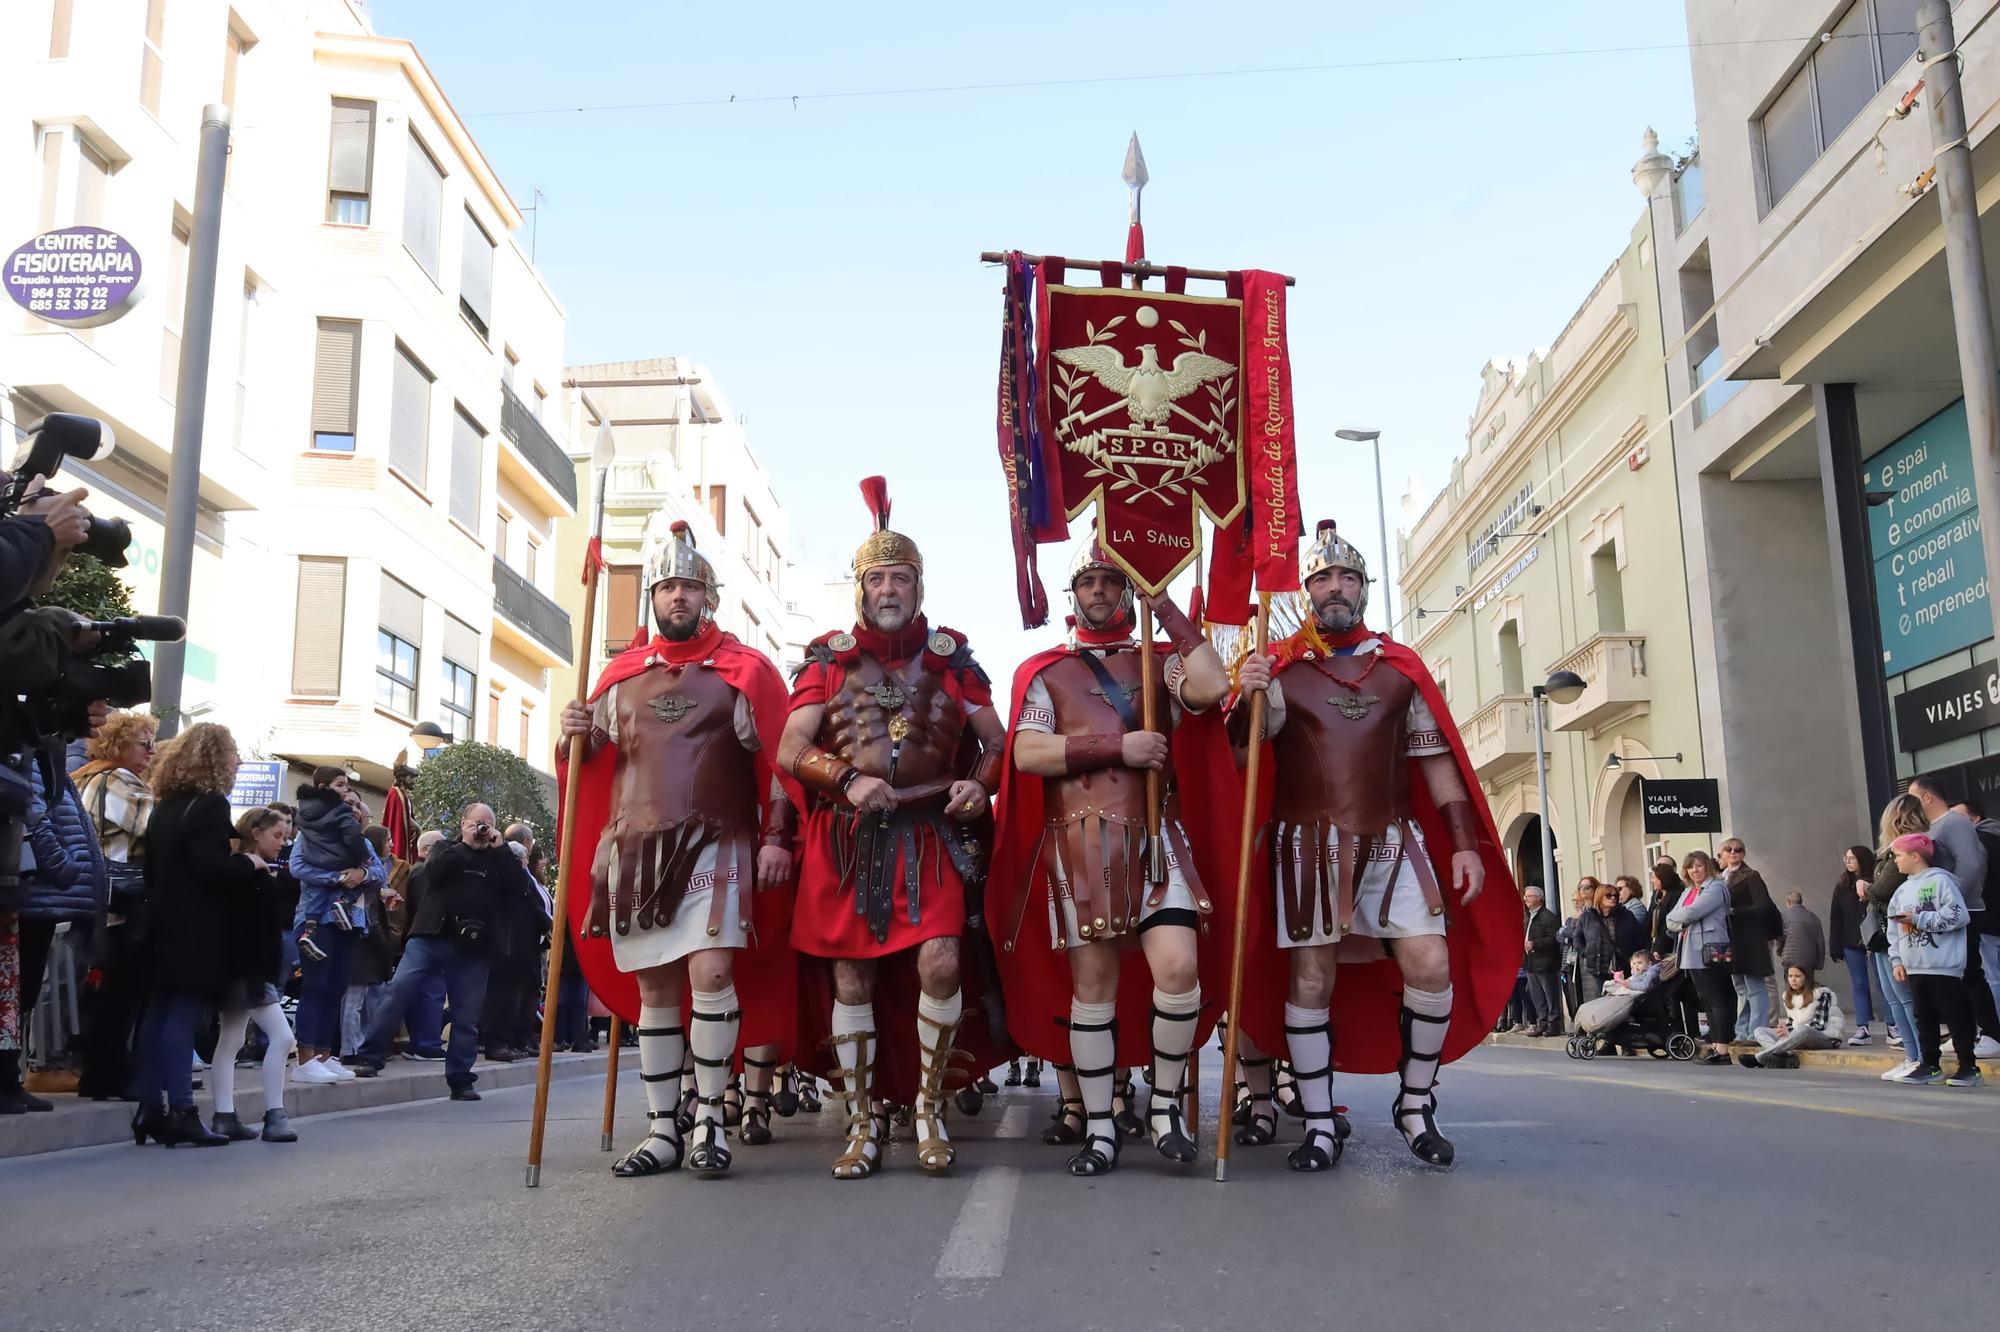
[409,721,450,754]
[1531,670,1587,903]
[1336,428,1393,632]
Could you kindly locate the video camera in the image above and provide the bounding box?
[2,412,131,565]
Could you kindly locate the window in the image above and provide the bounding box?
[525,538,539,583]
[534,383,548,420]
[140,0,167,117]
[311,319,359,451]
[767,539,781,592]
[160,216,190,400]
[519,706,531,758]
[605,564,641,655]
[390,343,433,485]
[404,134,443,278]
[291,557,346,696]
[488,691,502,741]
[1592,544,1626,633]
[1759,1,1934,209]
[50,0,73,57]
[376,574,424,719]
[460,209,494,339]
[450,407,482,530]
[220,20,251,182]
[441,616,479,742]
[325,99,374,223]
[495,510,511,564]
[34,129,64,234]
[709,485,728,536]
[233,276,258,449]
[1497,621,1525,696]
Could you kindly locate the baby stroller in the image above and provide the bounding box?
[1565,959,1697,1061]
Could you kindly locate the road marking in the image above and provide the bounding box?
[995,1103,1029,1139]
[935,1167,1021,1281]
[1459,1061,2000,1134]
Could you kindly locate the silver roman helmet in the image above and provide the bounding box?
[646,519,721,618]
[1302,519,1370,619]
[1067,541,1135,629]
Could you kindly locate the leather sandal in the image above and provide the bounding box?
[1392,1087,1454,1167]
[1042,1097,1086,1145]
[686,1112,732,1174]
[1234,1092,1278,1146]
[1146,1092,1197,1164]
[613,1111,684,1177]
[827,1031,880,1181]
[1066,1113,1122,1177]
[1111,1070,1145,1140]
[773,1064,800,1118]
[913,1008,964,1174]
[1288,1117,1343,1172]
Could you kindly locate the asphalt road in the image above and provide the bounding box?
[1,1044,1992,1332]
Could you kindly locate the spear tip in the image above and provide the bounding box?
[1122,132,1149,190]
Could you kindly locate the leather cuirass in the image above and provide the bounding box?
[608,664,758,834]
[1040,650,1169,825]
[1268,654,1418,834]
[823,652,962,786]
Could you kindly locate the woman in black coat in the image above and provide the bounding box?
[1828,845,1877,1042]
[1720,839,1783,1033]
[132,724,261,1148]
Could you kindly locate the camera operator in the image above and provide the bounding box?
[349,804,540,1101]
[1,477,92,604]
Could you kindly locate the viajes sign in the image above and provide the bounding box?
[1865,399,1990,675]
[4,226,144,327]
[1892,659,2000,754]
[1640,778,1721,834]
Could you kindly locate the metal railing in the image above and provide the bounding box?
[493,555,574,663]
[500,382,578,507]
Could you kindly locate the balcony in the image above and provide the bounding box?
[1463,694,1538,780]
[1546,633,1651,734]
[498,382,579,513]
[493,555,574,668]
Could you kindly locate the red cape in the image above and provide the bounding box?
[556,625,805,1061]
[1235,627,1519,1073]
[987,642,1244,1066]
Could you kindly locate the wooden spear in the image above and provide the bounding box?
[1213,592,1271,1183]
[599,1016,622,1151]
[525,421,618,1188]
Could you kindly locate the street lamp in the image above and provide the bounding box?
[409,721,450,753]
[1529,670,1587,901]
[1336,428,1394,631]
[1604,752,1685,772]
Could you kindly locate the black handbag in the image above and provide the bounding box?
[1701,941,1735,970]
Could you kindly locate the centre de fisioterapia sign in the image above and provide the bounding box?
[1866,398,1991,676]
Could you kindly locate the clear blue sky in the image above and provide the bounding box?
[376,0,1697,683]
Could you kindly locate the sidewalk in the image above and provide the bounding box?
[0,1049,612,1159]
[1483,1028,1995,1076]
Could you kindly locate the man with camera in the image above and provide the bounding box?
[348,803,543,1101]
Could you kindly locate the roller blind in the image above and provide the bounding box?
[450,407,482,529]
[605,565,641,653]
[311,319,359,435]
[444,614,480,670]
[404,133,442,278]
[291,558,347,696]
[459,209,493,336]
[389,343,431,483]
[378,573,423,644]
[327,99,373,194]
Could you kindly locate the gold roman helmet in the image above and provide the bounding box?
[1067,541,1135,630]
[851,475,923,620]
[1302,519,1370,619]
[646,520,721,618]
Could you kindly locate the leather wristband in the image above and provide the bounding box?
[1440,800,1481,855]
[1151,597,1206,656]
[970,742,1005,795]
[1065,733,1123,774]
[791,745,857,800]
[760,791,799,847]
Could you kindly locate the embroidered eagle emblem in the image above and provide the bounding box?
[650,695,698,723]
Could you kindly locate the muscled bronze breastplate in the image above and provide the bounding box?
[1040,650,1168,825]
[822,652,962,786]
[1269,654,1417,835]
[610,665,757,831]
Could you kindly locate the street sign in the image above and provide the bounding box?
[1865,399,1991,675]
[229,760,285,809]
[4,226,144,327]
[1640,778,1721,834]
[1892,658,2000,753]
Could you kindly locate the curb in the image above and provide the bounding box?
[1482,1029,1994,1077]
[0,1050,613,1159]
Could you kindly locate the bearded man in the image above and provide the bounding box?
[989,546,1240,1176]
[558,522,799,1178]
[1234,521,1515,1173]
[778,478,1009,1179]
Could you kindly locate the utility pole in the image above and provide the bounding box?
[1920,2,2000,653]
[152,104,231,739]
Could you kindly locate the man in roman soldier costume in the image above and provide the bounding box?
[778,478,1007,1180]
[1234,521,1516,1173]
[557,520,801,1179]
[989,545,1240,1175]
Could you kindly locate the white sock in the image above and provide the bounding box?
[689,986,741,1129]
[1284,1002,1334,1121]
[1148,986,1201,1112]
[250,1002,293,1112]
[637,1004,686,1143]
[212,1010,248,1115]
[1399,985,1453,1115]
[915,989,963,1112]
[1070,998,1119,1152]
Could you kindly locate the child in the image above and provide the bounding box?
[291,767,369,961]
[1885,833,1981,1088]
[1736,965,1845,1069]
[1606,949,1662,996]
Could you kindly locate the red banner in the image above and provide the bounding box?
[1037,283,1246,595]
[1242,270,1301,592]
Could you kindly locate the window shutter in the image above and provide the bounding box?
[444,614,480,671]
[390,344,431,483]
[404,134,442,277]
[378,573,423,643]
[291,557,347,696]
[327,99,373,194]
[460,209,493,332]
[450,407,482,529]
[606,565,641,653]
[312,319,359,435]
